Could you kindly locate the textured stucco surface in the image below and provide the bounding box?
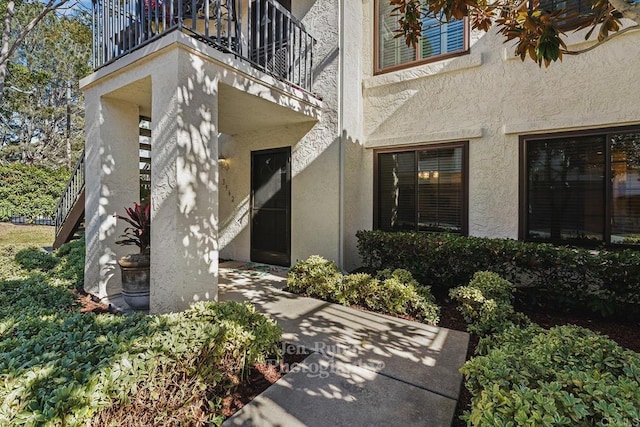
[83,96,141,298]
[360,0,640,239]
[218,0,342,266]
[82,33,321,311]
[149,49,219,313]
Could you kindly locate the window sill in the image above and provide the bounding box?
[363,52,483,90]
[366,127,482,149]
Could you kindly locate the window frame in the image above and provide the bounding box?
[519,125,640,248]
[373,0,470,75]
[373,141,469,235]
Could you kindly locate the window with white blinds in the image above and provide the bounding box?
[376,143,468,234]
[523,127,640,247]
[376,0,467,73]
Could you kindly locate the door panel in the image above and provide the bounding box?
[251,147,291,266]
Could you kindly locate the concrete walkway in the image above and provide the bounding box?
[219,261,470,427]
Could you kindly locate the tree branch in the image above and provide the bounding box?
[561,24,640,55]
[6,84,35,94]
[0,0,70,65]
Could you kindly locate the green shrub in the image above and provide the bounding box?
[287,257,440,324]
[0,163,70,222]
[287,255,342,301]
[14,248,59,272]
[356,230,640,317]
[450,271,529,336]
[52,238,85,290]
[461,324,640,426]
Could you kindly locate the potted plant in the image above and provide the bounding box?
[115,202,151,310]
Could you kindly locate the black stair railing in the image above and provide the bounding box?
[55,150,85,237]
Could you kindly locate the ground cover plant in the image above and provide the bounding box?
[287,255,440,324]
[357,230,640,318]
[0,235,282,426]
[450,272,640,426]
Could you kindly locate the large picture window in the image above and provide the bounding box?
[521,127,640,246]
[375,0,467,74]
[375,143,468,234]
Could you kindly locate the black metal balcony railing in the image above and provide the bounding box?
[92,0,315,91]
[55,150,85,236]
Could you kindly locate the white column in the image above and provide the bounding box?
[84,95,141,298]
[150,49,219,314]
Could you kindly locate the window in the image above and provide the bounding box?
[375,143,468,234]
[539,0,594,29]
[375,0,467,74]
[521,127,640,246]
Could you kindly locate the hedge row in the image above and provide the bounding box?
[356,230,640,317]
[0,163,70,222]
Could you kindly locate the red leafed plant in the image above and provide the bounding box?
[115,203,151,254]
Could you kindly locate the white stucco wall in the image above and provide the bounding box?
[218,0,342,266]
[359,0,640,241]
[81,32,321,311]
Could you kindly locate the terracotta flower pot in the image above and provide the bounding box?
[118,253,150,310]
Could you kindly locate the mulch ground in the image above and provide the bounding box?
[220,344,309,417]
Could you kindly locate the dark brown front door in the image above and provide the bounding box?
[251,147,291,266]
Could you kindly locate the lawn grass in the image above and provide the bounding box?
[0,223,55,281]
[0,222,54,247]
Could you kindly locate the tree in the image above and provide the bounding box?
[0,0,71,106]
[390,0,640,66]
[0,5,91,168]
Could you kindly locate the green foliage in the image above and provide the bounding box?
[1,5,90,167]
[286,255,342,297]
[356,230,640,317]
[450,271,529,336]
[461,324,640,426]
[14,247,58,272]
[52,238,85,291]
[287,256,440,324]
[0,240,282,425]
[0,163,70,221]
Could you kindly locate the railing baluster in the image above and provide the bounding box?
[54,150,86,237]
[270,3,275,74]
[191,0,196,30]
[227,0,231,50]
[247,0,252,60]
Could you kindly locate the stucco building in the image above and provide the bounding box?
[73,0,640,312]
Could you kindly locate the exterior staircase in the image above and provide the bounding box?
[53,151,85,249]
[53,118,151,249]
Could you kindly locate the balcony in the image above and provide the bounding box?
[92,0,315,91]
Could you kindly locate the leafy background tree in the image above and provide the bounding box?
[0,1,90,220]
[1,2,90,168]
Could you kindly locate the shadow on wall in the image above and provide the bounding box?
[217,127,367,269]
